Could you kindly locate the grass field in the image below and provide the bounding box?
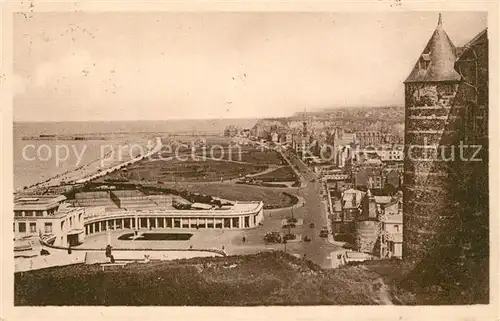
[14,252,394,306]
[253,166,298,182]
[154,145,285,165]
[219,148,285,165]
[106,159,267,183]
[159,183,297,209]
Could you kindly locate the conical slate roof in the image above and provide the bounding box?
[404,14,462,83]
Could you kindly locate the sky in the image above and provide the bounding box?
[13,12,487,122]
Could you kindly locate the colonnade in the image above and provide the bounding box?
[84,214,258,235]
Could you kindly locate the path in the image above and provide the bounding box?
[377,279,393,305]
[278,149,306,187]
[245,165,283,177]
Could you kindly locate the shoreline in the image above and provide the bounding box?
[16,137,162,194]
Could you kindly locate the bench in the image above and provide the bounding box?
[100,262,127,271]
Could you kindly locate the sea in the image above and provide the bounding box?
[13,119,257,190]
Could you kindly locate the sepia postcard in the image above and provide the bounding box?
[1,1,499,320]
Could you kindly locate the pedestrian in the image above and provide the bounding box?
[242,236,246,243]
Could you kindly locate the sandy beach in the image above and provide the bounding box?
[17,136,162,193]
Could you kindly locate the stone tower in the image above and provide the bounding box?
[403,14,463,262]
[403,13,489,301]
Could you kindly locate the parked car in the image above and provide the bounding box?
[264,232,282,243]
[303,236,312,242]
[319,229,329,238]
[283,233,297,242]
[309,222,315,228]
[283,223,296,229]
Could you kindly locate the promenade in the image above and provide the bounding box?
[75,137,163,184]
[18,137,162,193]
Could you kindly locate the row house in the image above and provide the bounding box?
[378,199,403,259]
[331,188,367,237]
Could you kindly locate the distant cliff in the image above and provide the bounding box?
[290,106,404,123]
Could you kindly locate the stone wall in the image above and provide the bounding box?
[403,81,461,262]
[354,219,380,255]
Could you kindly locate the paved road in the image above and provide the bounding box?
[268,150,342,268]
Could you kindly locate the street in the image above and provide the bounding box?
[268,149,343,268]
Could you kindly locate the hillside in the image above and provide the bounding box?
[15,251,487,306]
[16,252,396,306]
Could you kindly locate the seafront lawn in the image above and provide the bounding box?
[156,182,298,209]
[105,159,267,182]
[213,148,286,165]
[252,166,298,182]
[155,146,286,166]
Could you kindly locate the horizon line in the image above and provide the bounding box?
[13,105,405,123]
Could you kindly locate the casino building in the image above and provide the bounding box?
[14,195,86,247]
[83,202,264,235]
[14,189,264,248]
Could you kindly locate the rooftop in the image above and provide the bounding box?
[84,200,264,220]
[405,14,462,83]
[14,195,66,211]
[456,28,488,62]
[342,189,366,209]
